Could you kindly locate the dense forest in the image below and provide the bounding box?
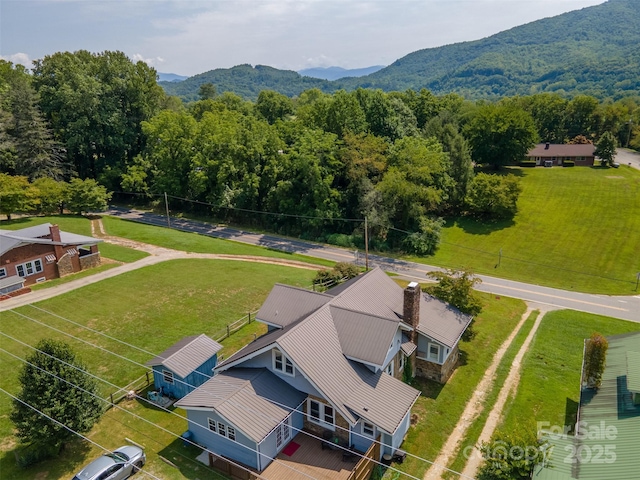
[161,0,640,102]
[1,48,639,254]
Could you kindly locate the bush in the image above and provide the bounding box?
[562,161,575,167]
[583,332,608,389]
[518,160,536,167]
[465,173,522,220]
[402,216,444,256]
[326,233,355,248]
[14,443,59,468]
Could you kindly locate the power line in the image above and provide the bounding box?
[1,306,475,479]
[0,386,165,480]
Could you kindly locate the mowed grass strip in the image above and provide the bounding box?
[443,309,539,479]
[412,166,640,294]
[0,259,317,480]
[101,215,335,267]
[391,292,526,478]
[496,310,640,439]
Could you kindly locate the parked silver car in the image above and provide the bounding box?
[72,445,145,480]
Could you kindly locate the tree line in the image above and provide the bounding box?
[1,51,639,254]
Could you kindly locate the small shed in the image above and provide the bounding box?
[146,334,222,399]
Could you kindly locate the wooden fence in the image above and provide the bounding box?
[347,435,381,480]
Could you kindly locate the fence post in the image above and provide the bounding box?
[110,393,114,405]
[146,371,150,385]
[248,312,251,323]
[227,325,230,338]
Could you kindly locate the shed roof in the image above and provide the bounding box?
[535,331,640,480]
[0,275,25,290]
[176,368,306,443]
[146,334,222,378]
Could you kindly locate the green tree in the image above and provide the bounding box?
[427,268,482,316]
[10,339,103,458]
[255,90,294,124]
[198,82,217,100]
[594,131,617,166]
[33,177,67,215]
[465,173,521,219]
[65,178,111,214]
[402,216,445,255]
[466,103,538,169]
[32,50,164,183]
[477,431,545,480]
[583,332,608,389]
[0,173,37,219]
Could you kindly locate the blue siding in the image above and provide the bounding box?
[391,410,411,451]
[186,409,259,470]
[152,355,217,399]
[257,409,304,471]
[351,421,375,453]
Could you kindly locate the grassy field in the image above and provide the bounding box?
[101,216,334,266]
[495,310,640,440]
[391,291,527,478]
[410,166,640,294]
[0,260,317,480]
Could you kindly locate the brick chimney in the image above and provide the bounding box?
[49,224,64,260]
[545,142,550,150]
[403,282,421,342]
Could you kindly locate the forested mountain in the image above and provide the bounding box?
[161,64,331,102]
[161,0,640,101]
[298,66,385,81]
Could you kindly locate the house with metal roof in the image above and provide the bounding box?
[0,223,102,291]
[533,331,640,480]
[176,267,473,473]
[526,143,596,166]
[146,334,222,399]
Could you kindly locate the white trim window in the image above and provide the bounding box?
[362,421,375,438]
[385,360,394,376]
[0,267,6,278]
[227,426,236,441]
[208,418,217,433]
[15,259,43,277]
[428,343,441,362]
[307,399,335,429]
[218,422,226,437]
[273,349,295,376]
[162,370,174,384]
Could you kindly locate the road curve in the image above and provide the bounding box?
[107,207,640,323]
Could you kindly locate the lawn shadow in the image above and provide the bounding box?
[564,397,579,432]
[412,377,445,400]
[474,165,527,177]
[451,216,515,235]
[158,437,210,480]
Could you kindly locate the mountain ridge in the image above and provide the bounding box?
[160,0,640,101]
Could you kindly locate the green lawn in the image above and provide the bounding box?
[495,310,640,439]
[410,166,640,294]
[101,216,334,267]
[0,259,317,480]
[390,291,527,478]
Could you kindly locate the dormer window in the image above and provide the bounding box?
[273,349,295,376]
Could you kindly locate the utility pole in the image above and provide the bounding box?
[364,216,369,271]
[164,192,171,228]
[497,248,502,268]
[636,272,640,291]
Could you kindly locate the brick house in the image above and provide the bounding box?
[0,223,102,291]
[526,143,596,166]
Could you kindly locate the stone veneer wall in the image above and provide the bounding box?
[56,254,75,277]
[302,394,350,444]
[79,253,101,270]
[415,345,459,384]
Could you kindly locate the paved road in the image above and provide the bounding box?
[614,148,640,170]
[108,207,640,323]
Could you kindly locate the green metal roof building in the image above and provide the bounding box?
[533,331,640,480]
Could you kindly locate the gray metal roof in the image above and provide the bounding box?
[176,368,306,443]
[417,294,473,348]
[401,335,417,356]
[626,351,640,393]
[0,223,101,256]
[331,306,399,367]
[146,334,222,378]
[256,284,331,328]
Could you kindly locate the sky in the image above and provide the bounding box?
[1,0,605,77]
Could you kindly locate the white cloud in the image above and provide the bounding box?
[131,54,165,68]
[0,53,32,68]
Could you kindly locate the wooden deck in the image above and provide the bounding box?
[261,432,359,480]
